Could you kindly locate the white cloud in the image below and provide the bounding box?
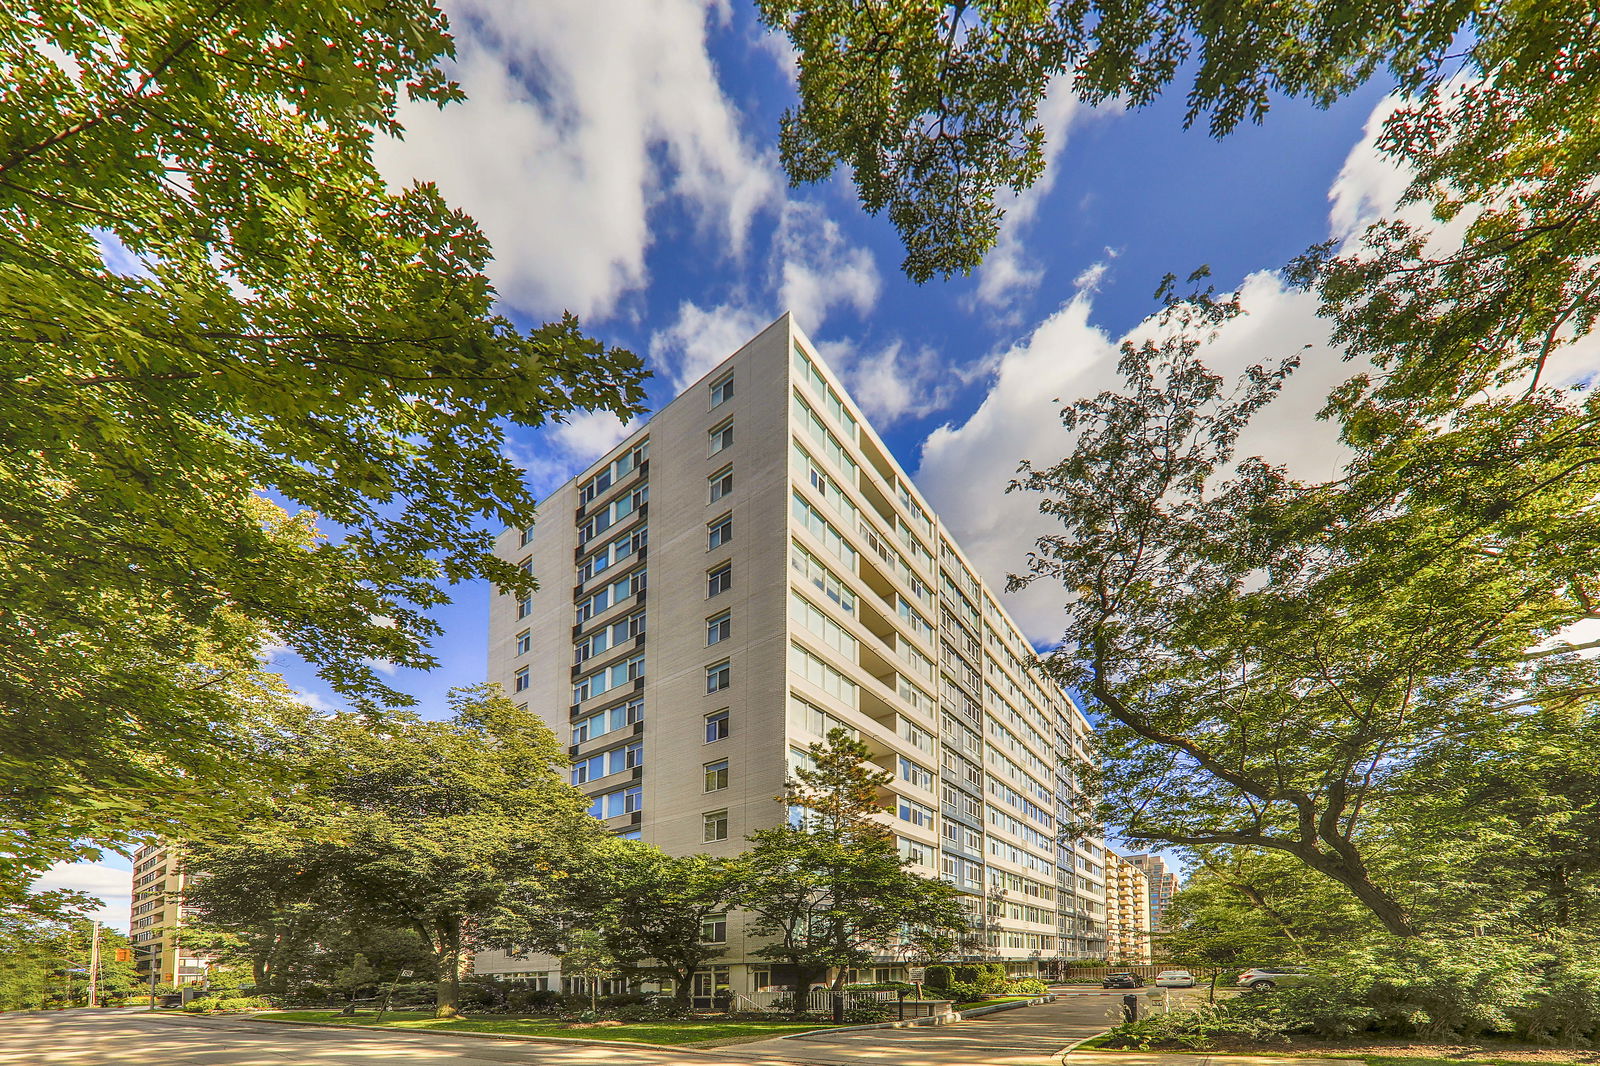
[821,337,993,427]
[1327,95,1412,243]
[373,0,779,320]
[776,201,880,331]
[972,80,1087,315]
[290,688,342,714]
[918,271,1358,643]
[505,411,648,499]
[31,862,132,931]
[648,201,884,390]
[649,300,772,390]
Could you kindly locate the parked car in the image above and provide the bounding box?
[1102,972,1144,989]
[1154,970,1195,988]
[1235,967,1311,991]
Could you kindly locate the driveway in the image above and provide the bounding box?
[730,991,1127,1066]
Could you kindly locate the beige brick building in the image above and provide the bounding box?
[473,315,1108,996]
[128,842,210,986]
[1104,853,1153,964]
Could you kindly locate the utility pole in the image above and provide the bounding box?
[88,922,102,1008]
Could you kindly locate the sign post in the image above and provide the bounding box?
[376,969,413,1023]
[907,965,926,1004]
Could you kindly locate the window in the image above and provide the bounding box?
[514,667,530,693]
[898,796,934,829]
[706,513,733,551]
[710,374,734,408]
[589,785,643,819]
[573,653,645,704]
[790,642,857,709]
[704,759,729,792]
[515,630,531,656]
[899,756,934,791]
[705,709,730,743]
[707,563,731,597]
[516,594,532,619]
[519,527,534,546]
[703,810,729,842]
[706,660,730,693]
[706,611,731,645]
[708,420,733,456]
[578,441,649,505]
[700,913,727,943]
[709,465,733,503]
[792,492,855,566]
[572,698,644,744]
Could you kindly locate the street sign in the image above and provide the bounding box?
[908,966,926,982]
[399,970,413,977]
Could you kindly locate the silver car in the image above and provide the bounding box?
[1154,969,1195,988]
[1236,967,1311,991]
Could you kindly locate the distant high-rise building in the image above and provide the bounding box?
[472,314,1110,996]
[1127,853,1180,931]
[1104,854,1152,964]
[128,842,210,986]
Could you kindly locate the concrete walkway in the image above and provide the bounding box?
[1066,1054,1361,1066]
[731,991,1126,1066]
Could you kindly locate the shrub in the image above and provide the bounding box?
[612,1000,689,1022]
[924,964,953,990]
[507,988,563,1014]
[182,995,273,1014]
[843,1001,891,1024]
[940,980,983,1003]
[976,964,1010,994]
[1006,977,1048,995]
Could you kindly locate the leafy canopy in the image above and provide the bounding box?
[0,1,646,884]
[183,685,605,1018]
[1012,289,1600,937]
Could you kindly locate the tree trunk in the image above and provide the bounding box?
[673,966,693,1008]
[421,917,464,1018]
[1292,844,1418,937]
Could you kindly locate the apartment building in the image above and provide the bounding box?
[1104,854,1153,964]
[128,842,210,986]
[474,314,1107,994]
[1127,853,1180,931]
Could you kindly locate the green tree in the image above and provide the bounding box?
[580,842,740,1010]
[1011,292,1600,937]
[184,684,604,1017]
[760,0,1598,310]
[331,953,380,1014]
[739,729,968,1011]
[0,0,647,889]
[561,929,621,1014]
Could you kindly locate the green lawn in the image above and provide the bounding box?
[261,1011,835,1046]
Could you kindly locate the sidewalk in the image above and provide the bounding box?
[1066,1054,1362,1066]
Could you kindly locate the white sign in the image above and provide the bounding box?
[908,967,926,982]
[399,970,413,978]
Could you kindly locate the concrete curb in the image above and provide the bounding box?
[774,994,1055,1040]
[1056,1031,1114,1058]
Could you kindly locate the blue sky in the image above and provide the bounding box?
[51,1,1413,924]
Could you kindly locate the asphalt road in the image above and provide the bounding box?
[0,1010,798,1066]
[1,993,1130,1066]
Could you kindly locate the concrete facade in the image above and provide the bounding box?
[475,315,1108,993]
[1126,853,1180,932]
[1104,854,1152,965]
[128,842,210,986]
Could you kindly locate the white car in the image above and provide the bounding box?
[1154,970,1195,988]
